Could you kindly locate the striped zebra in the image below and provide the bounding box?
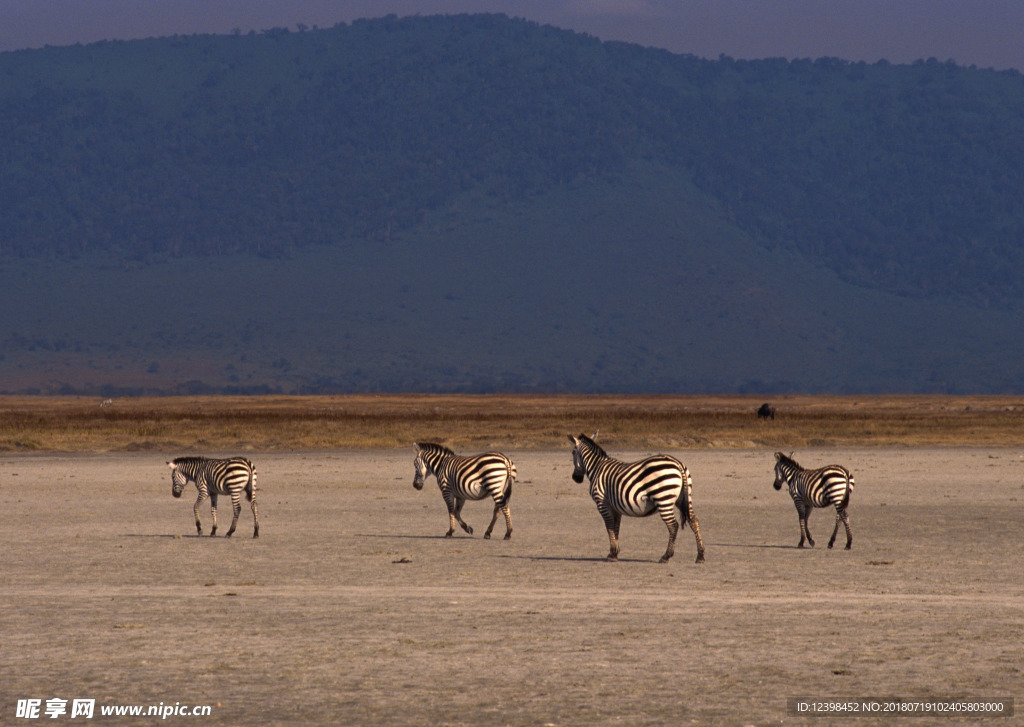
[168,456,259,538]
[773,452,854,549]
[412,442,516,539]
[568,434,705,563]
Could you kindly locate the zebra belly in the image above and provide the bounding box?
[615,491,658,517]
[451,480,490,500]
[811,479,848,507]
[209,475,251,496]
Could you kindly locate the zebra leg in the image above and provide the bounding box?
[208,492,219,537]
[798,517,815,548]
[453,498,473,535]
[225,494,242,538]
[192,490,208,536]
[689,514,706,564]
[440,487,458,537]
[483,501,512,540]
[603,510,622,561]
[484,503,500,540]
[796,503,814,547]
[828,510,841,549]
[501,504,512,540]
[840,508,852,549]
[678,499,706,563]
[659,517,679,564]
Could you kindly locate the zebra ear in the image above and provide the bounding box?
[567,434,577,445]
[413,443,421,452]
[167,461,175,469]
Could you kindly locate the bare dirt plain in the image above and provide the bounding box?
[2,445,1022,726]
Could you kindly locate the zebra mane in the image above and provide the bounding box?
[416,442,455,456]
[775,451,800,469]
[577,433,608,458]
[170,456,209,466]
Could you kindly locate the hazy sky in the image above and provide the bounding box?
[2,0,1022,70]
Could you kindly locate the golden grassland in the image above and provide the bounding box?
[2,394,1024,452]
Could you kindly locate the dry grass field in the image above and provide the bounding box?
[1,396,1022,725]
[3,393,1024,451]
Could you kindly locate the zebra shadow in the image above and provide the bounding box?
[119,534,233,539]
[497,554,654,564]
[710,542,800,550]
[354,533,472,540]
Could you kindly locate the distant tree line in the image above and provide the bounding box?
[2,13,1023,303]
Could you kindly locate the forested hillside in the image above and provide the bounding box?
[3,13,1024,303]
[3,14,1024,395]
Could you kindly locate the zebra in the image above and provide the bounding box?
[412,442,516,539]
[168,456,259,538]
[772,451,854,549]
[568,434,705,563]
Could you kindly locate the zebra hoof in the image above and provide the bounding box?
[483,532,492,540]
[845,543,852,550]
[695,554,705,564]
[503,532,512,540]
[828,541,835,549]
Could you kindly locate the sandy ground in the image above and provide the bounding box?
[1,447,1022,726]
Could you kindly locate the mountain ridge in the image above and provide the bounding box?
[1,14,1023,394]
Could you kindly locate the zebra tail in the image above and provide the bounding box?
[676,476,694,523]
[501,476,514,507]
[497,465,515,507]
[840,471,854,508]
[246,465,256,502]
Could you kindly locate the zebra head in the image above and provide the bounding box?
[773,451,797,490]
[568,435,586,483]
[168,461,188,498]
[568,433,601,483]
[412,444,428,490]
[413,442,455,490]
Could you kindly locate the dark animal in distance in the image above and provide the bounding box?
[757,403,776,420]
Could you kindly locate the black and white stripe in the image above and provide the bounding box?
[568,434,705,563]
[413,442,516,539]
[773,451,854,549]
[168,456,259,538]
